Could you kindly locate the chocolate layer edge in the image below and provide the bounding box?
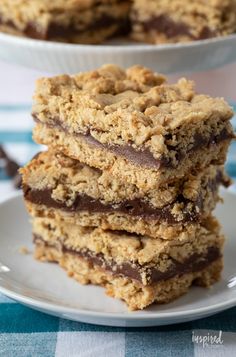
[34,234,222,285]
[33,115,234,169]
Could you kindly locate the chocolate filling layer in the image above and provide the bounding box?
[23,185,197,223]
[82,127,233,169]
[33,115,233,169]
[34,234,221,284]
[23,169,225,223]
[47,16,130,40]
[137,14,216,40]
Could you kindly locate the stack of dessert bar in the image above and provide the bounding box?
[1,0,236,44]
[21,65,234,310]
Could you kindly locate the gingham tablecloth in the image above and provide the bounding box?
[0,100,236,357]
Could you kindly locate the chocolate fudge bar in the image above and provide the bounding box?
[131,0,236,44]
[21,149,230,239]
[32,65,234,192]
[0,0,131,44]
[33,216,224,310]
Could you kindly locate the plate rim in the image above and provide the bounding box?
[0,192,236,322]
[0,31,236,52]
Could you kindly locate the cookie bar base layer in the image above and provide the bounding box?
[131,0,236,44]
[33,123,231,191]
[131,18,235,45]
[26,201,218,240]
[34,241,223,310]
[0,23,126,44]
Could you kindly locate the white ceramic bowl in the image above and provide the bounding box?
[1,32,236,74]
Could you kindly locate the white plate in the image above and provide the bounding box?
[1,32,236,74]
[0,190,236,327]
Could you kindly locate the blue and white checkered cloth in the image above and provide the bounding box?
[0,104,236,357]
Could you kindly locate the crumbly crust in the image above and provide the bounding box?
[32,216,224,278]
[33,123,231,191]
[21,149,227,210]
[32,65,233,156]
[35,242,223,310]
[131,0,236,44]
[0,0,130,43]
